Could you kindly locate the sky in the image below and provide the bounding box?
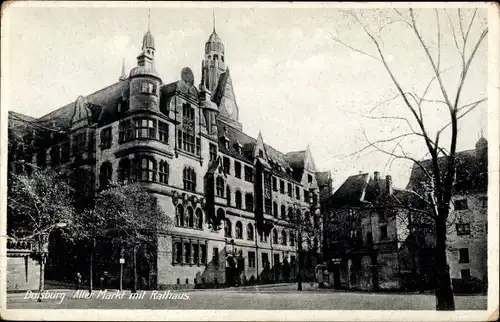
[2,3,489,190]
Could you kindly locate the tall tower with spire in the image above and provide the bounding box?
[128,9,162,111]
[201,11,226,93]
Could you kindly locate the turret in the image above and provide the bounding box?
[128,26,161,111]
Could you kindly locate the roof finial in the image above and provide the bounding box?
[119,58,127,81]
[148,8,151,31]
[212,8,216,33]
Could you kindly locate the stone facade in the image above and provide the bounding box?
[10,25,327,289]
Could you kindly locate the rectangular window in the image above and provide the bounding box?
[459,248,470,263]
[141,82,156,94]
[174,241,182,264]
[181,131,195,154]
[182,103,195,120]
[196,137,201,156]
[272,177,277,191]
[280,180,285,194]
[209,143,217,162]
[265,198,272,215]
[193,244,199,264]
[308,174,313,183]
[380,226,388,240]
[461,269,471,279]
[248,251,256,268]
[158,121,169,143]
[456,223,471,236]
[213,247,219,266]
[223,157,230,175]
[100,127,112,150]
[216,177,224,197]
[455,199,468,210]
[61,142,70,163]
[287,183,293,197]
[134,118,156,139]
[184,243,191,264]
[262,253,269,268]
[295,186,300,200]
[244,166,254,182]
[235,161,242,178]
[200,245,207,264]
[119,120,132,143]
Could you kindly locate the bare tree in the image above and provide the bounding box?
[329,8,487,310]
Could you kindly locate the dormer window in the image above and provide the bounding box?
[234,142,242,155]
[220,136,229,149]
[259,150,264,158]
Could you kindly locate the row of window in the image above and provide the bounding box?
[99,157,171,188]
[175,205,203,229]
[36,131,90,168]
[222,219,296,246]
[172,239,207,265]
[117,118,169,146]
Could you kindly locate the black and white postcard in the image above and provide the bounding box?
[1,1,498,321]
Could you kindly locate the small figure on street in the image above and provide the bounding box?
[75,272,82,291]
[100,276,105,291]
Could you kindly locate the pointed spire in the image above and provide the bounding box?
[148,8,151,31]
[119,58,127,81]
[213,8,216,33]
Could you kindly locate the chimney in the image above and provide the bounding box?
[374,171,381,190]
[386,175,393,195]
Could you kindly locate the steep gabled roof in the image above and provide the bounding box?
[329,173,370,207]
[406,145,488,193]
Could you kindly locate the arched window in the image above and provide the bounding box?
[214,54,219,60]
[221,55,224,62]
[159,160,169,184]
[235,190,242,209]
[281,230,288,245]
[187,207,194,228]
[224,219,232,237]
[99,162,112,188]
[118,158,130,183]
[195,209,203,229]
[288,207,294,221]
[290,232,295,247]
[216,176,224,197]
[272,229,278,244]
[226,186,231,206]
[247,223,254,241]
[183,167,196,191]
[138,156,156,182]
[176,205,184,226]
[235,221,243,239]
[245,193,254,212]
[273,202,278,218]
[281,205,286,219]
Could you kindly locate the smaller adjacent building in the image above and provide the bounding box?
[406,137,488,293]
[324,171,413,291]
[324,137,488,293]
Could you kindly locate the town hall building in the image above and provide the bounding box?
[8,23,330,289]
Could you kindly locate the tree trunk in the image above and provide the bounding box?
[88,237,95,294]
[132,244,137,293]
[435,217,455,311]
[37,256,45,302]
[297,232,303,291]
